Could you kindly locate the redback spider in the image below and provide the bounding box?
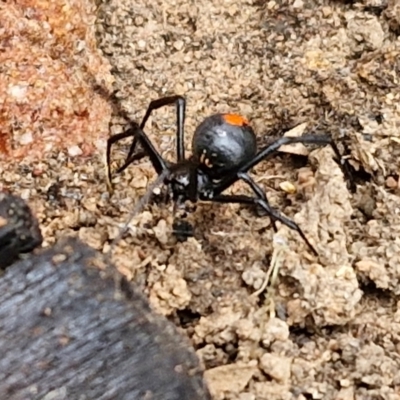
[106,95,356,256]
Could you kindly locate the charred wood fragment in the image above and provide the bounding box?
[0,237,210,400]
[0,191,42,269]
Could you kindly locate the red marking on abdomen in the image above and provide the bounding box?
[222,114,249,127]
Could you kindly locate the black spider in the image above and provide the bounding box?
[106,95,356,255]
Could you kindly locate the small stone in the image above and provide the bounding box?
[8,84,28,102]
[204,363,257,396]
[262,318,290,346]
[153,219,169,245]
[293,0,304,8]
[239,394,255,400]
[20,189,30,200]
[68,145,83,157]
[19,132,33,145]
[279,181,296,194]
[322,6,332,17]
[340,379,351,388]
[385,176,398,189]
[52,254,68,264]
[259,353,292,383]
[173,40,184,51]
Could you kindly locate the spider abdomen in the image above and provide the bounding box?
[192,114,257,176]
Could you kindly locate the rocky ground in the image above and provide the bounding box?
[2,0,400,399]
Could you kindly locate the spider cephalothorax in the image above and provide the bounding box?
[106,95,356,255]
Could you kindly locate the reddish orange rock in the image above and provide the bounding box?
[0,0,114,161]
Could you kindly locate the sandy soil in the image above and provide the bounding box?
[3,0,400,399]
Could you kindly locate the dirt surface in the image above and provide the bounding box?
[2,0,400,399]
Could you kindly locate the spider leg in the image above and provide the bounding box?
[237,173,316,254]
[212,184,318,256]
[210,193,277,232]
[106,124,168,192]
[116,149,146,174]
[170,194,195,241]
[214,134,356,194]
[106,130,132,192]
[106,128,144,192]
[119,95,186,172]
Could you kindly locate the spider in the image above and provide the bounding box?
[106,95,356,256]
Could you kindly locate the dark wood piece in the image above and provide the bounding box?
[0,191,42,268]
[0,238,211,400]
